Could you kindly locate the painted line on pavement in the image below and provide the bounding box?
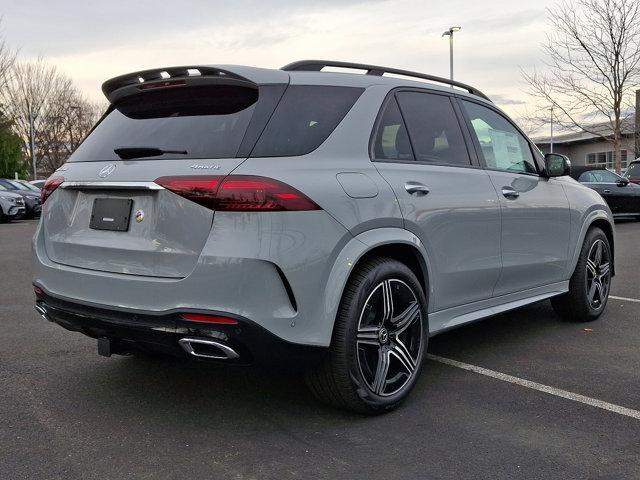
[426,354,640,421]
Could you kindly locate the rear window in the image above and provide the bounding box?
[69,85,259,161]
[250,85,363,157]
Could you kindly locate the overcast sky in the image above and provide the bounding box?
[1,0,558,120]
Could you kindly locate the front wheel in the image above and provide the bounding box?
[551,227,612,322]
[306,257,428,414]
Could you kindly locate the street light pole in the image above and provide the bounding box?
[442,26,461,83]
[28,109,37,180]
[550,106,554,154]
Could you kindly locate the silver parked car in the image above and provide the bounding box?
[0,186,26,222]
[33,61,615,413]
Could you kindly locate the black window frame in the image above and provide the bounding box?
[455,96,545,176]
[369,87,482,169]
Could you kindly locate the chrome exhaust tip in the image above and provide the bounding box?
[178,337,240,360]
[34,304,52,322]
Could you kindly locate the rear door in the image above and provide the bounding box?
[372,90,502,311]
[43,80,284,278]
[458,98,571,295]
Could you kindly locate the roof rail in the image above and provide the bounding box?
[281,60,491,101]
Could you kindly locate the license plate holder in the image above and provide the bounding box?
[90,198,133,232]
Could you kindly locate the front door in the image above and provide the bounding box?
[371,90,502,312]
[459,99,571,296]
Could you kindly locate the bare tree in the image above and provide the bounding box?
[1,58,102,177]
[523,0,640,172]
[0,19,16,91]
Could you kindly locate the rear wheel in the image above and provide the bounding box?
[551,227,611,322]
[306,257,427,414]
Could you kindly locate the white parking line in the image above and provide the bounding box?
[426,354,640,421]
[610,295,640,304]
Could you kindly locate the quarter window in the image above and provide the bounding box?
[371,97,414,161]
[462,100,537,174]
[396,92,471,166]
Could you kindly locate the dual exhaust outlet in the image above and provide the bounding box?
[178,337,240,360]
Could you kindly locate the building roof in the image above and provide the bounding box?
[534,119,636,145]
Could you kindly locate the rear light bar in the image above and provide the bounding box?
[180,313,238,325]
[154,175,321,211]
[41,176,64,204]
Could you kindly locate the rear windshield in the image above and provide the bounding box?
[69,84,363,162]
[69,85,259,161]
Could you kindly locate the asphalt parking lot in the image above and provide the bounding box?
[1,219,639,479]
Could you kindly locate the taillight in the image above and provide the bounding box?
[41,176,64,204]
[180,313,238,324]
[155,175,320,211]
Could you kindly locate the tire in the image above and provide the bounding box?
[306,257,428,414]
[0,207,7,223]
[551,227,612,322]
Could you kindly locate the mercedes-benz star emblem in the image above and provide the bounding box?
[98,164,117,178]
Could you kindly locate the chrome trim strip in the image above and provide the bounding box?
[178,337,240,360]
[60,181,164,190]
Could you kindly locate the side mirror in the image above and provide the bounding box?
[617,177,630,187]
[544,153,571,177]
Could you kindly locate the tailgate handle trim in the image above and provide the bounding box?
[61,181,164,190]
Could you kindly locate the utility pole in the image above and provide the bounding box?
[550,106,554,153]
[28,109,36,180]
[442,26,461,82]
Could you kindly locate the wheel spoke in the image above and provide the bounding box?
[599,261,610,279]
[357,326,380,346]
[372,348,390,395]
[390,339,417,374]
[594,280,603,303]
[594,241,603,265]
[586,259,597,277]
[382,280,394,323]
[390,301,420,335]
[588,280,598,303]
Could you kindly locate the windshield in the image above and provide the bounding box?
[627,163,640,177]
[17,181,40,191]
[5,179,29,190]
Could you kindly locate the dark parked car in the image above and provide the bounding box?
[0,179,41,218]
[572,165,640,219]
[625,160,640,185]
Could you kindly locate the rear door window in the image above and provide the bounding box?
[251,86,363,157]
[396,92,471,166]
[69,84,259,161]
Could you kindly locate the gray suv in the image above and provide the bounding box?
[33,61,615,413]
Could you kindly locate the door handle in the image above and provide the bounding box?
[404,182,430,196]
[603,189,611,194]
[501,186,520,199]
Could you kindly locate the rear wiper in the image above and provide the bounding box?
[114,146,188,160]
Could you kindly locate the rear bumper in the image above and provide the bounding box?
[34,289,326,368]
[33,209,352,347]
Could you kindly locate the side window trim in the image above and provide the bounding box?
[369,87,481,169]
[454,96,541,176]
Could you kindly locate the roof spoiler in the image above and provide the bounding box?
[282,60,491,101]
[101,66,257,104]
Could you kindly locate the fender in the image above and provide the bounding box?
[319,227,434,346]
[567,208,615,278]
